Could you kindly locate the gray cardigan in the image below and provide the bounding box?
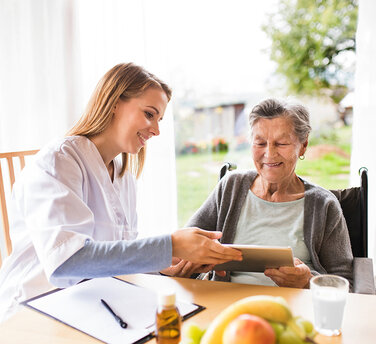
[187,170,353,286]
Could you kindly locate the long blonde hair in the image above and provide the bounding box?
[67,63,172,178]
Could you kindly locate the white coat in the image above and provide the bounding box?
[0,136,142,321]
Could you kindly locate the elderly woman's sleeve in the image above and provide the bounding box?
[318,202,353,287]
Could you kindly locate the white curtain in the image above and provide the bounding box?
[0,0,82,150]
[351,0,376,266]
[0,0,177,251]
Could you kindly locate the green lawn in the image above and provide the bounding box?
[296,125,352,189]
[176,152,227,227]
[176,126,352,227]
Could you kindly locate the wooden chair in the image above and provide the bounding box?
[0,150,39,266]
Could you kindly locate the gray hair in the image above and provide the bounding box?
[249,98,311,143]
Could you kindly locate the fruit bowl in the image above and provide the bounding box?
[181,295,317,344]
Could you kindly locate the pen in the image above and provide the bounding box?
[100,299,128,329]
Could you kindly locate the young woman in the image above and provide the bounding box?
[0,63,241,322]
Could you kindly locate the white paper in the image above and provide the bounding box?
[26,277,199,344]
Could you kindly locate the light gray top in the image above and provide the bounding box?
[187,170,353,287]
[231,190,312,286]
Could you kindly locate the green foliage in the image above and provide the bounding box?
[211,138,229,153]
[263,0,358,103]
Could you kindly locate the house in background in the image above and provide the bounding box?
[174,93,341,155]
[174,93,267,154]
[174,100,247,154]
[193,102,245,141]
[339,91,354,125]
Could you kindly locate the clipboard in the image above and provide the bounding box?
[214,244,294,272]
[22,277,205,344]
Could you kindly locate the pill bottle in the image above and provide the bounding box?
[156,291,181,344]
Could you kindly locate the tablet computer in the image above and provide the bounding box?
[214,244,294,272]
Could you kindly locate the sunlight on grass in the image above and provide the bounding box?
[176,152,226,226]
[296,153,350,176]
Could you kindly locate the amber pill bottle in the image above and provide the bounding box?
[156,291,181,344]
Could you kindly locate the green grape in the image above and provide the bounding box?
[295,318,314,335]
[287,317,306,340]
[279,327,305,344]
[268,321,285,339]
[182,323,205,344]
[294,317,317,341]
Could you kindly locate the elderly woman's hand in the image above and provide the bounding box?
[160,257,214,278]
[264,257,313,289]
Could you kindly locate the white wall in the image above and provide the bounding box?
[351,0,376,264]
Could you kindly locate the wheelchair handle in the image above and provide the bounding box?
[219,162,237,180]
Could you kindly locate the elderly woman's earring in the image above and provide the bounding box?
[299,155,305,160]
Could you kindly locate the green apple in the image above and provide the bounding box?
[268,321,285,339]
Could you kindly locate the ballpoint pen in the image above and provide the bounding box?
[100,299,128,329]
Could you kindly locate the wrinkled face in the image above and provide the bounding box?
[251,117,307,184]
[110,87,168,154]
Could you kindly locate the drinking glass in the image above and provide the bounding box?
[310,274,349,336]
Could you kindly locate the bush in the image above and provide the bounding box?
[180,142,200,154]
[179,138,229,155]
[212,137,229,153]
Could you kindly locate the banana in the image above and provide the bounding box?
[200,295,292,344]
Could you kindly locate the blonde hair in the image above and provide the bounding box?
[67,63,172,178]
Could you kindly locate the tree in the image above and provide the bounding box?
[263,0,358,104]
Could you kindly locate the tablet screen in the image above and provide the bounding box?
[215,244,294,272]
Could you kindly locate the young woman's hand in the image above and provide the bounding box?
[264,257,313,288]
[160,257,214,278]
[171,228,242,265]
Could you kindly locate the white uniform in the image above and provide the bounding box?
[0,136,159,321]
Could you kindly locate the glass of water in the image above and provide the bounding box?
[310,274,349,336]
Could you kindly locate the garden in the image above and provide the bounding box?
[176,125,352,227]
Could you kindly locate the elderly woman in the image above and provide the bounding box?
[187,98,353,289]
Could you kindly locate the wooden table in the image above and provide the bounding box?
[1,273,375,343]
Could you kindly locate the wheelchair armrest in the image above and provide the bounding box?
[353,257,375,294]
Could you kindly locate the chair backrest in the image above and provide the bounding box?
[330,168,368,258]
[0,150,39,266]
[218,163,368,258]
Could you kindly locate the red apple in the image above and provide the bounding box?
[222,314,276,344]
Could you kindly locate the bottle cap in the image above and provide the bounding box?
[158,290,176,307]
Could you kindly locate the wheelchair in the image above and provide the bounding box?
[219,163,375,294]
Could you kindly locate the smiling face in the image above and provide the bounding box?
[251,117,307,185]
[108,86,169,155]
